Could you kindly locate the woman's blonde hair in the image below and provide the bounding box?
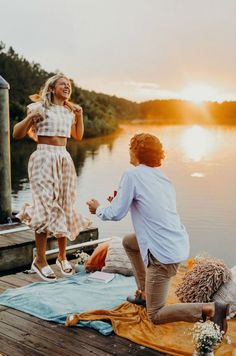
[28,74,74,141]
[30,74,73,110]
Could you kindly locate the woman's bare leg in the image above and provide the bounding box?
[34,232,48,269]
[57,236,72,273]
[57,236,67,261]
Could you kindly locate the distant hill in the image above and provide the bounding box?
[140,99,236,125]
[0,42,139,138]
[1,42,235,135]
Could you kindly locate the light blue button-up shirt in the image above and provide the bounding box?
[96,164,190,266]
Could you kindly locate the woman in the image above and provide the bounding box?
[87,133,229,334]
[13,74,90,282]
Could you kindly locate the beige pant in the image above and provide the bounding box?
[123,233,203,324]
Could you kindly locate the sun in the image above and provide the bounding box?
[179,83,219,103]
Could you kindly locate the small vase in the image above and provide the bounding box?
[75,264,84,273]
[193,351,214,356]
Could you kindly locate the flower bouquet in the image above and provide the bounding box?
[191,320,223,355]
[74,250,90,272]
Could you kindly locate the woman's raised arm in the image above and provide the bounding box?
[13,112,41,139]
[71,105,84,141]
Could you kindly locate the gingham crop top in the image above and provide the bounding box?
[27,102,75,138]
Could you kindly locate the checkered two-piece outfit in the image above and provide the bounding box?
[18,101,91,241]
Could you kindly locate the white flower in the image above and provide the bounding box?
[225,335,232,344]
[75,250,90,265]
[191,320,223,352]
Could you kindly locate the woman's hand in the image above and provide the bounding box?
[13,111,43,139]
[71,104,83,115]
[29,111,44,124]
[71,104,84,141]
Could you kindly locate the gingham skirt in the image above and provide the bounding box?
[17,144,91,241]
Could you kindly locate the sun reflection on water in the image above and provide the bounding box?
[180,125,217,162]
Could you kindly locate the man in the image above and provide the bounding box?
[87,133,228,332]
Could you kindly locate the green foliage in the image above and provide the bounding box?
[0,42,139,138]
[71,84,140,137]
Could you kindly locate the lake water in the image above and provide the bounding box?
[11,124,236,267]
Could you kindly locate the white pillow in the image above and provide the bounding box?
[213,265,236,318]
[231,265,236,282]
[102,236,133,276]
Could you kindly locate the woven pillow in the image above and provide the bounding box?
[176,256,232,303]
[102,236,133,276]
[213,266,236,318]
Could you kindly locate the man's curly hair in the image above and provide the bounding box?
[130,133,165,167]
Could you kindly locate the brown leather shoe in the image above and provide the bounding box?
[127,294,146,307]
[211,302,230,334]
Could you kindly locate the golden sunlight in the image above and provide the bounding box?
[180,125,217,162]
[179,83,219,103]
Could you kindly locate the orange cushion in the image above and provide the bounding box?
[85,242,110,272]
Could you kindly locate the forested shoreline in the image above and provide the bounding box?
[1,42,236,138]
[139,99,236,125]
[0,42,139,138]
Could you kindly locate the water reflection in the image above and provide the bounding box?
[11,129,120,195]
[190,172,205,178]
[11,140,36,195]
[67,129,120,175]
[10,124,236,266]
[180,125,218,162]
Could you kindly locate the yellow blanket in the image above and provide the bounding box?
[79,268,236,355]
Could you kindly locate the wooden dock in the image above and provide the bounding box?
[0,223,98,274]
[0,259,166,356]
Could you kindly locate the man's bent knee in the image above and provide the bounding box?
[122,233,135,249]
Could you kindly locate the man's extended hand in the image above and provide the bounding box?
[107,190,117,203]
[86,199,100,214]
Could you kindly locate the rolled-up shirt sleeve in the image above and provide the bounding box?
[96,171,135,221]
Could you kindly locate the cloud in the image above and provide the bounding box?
[123,81,160,90]
[1,0,236,101]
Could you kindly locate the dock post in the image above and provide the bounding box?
[0,76,12,223]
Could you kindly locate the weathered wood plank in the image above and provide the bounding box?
[3,308,165,355]
[0,260,166,355]
[0,320,96,356]
[0,227,30,236]
[0,333,43,356]
[0,310,110,356]
[0,280,22,294]
[0,227,98,273]
[0,305,8,312]
[0,275,30,288]
[3,232,34,243]
[0,261,76,287]
[14,271,45,284]
[0,223,23,232]
[0,236,20,248]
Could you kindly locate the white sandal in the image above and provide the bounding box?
[31,259,57,282]
[56,258,73,276]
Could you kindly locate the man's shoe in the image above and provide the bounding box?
[211,302,230,334]
[127,294,146,307]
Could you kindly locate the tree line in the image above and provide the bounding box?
[139,99,236,125]
[0,42,139,138]
[1,42,235,134]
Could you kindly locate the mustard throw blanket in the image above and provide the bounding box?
[79,269,236,355]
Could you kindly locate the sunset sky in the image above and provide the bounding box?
[0,0,236,102]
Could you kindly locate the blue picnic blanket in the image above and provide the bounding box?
[0,269,136,335]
